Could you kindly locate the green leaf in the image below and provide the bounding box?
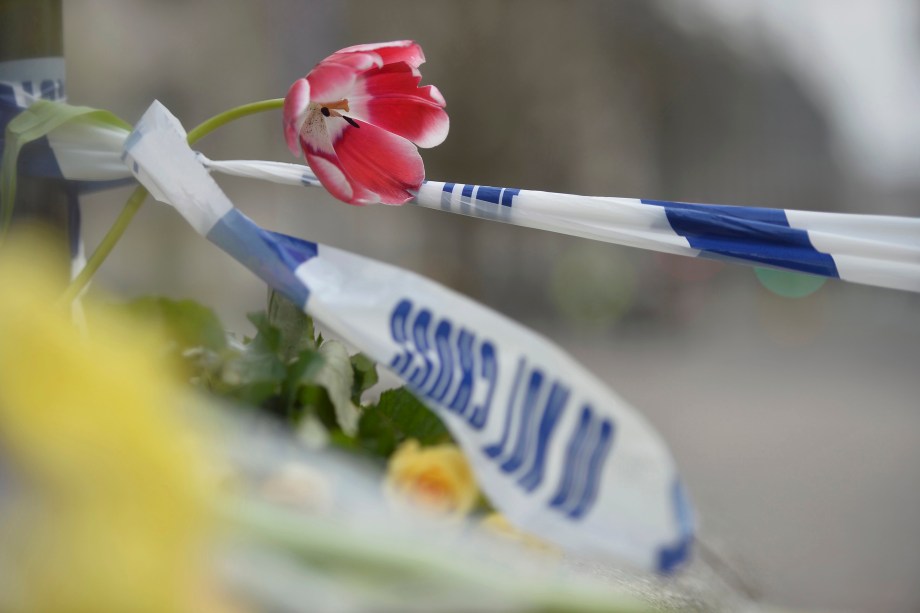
[123,296,227,352]
[267,289,316,361]
[313,340,361,436]
[246,311,282,354]
[214,379,280,408]
[281,348,325,417]
[350,353,379,403]
[357,388,451,457]
[215,311,286,407]
[298,384,337,431]
[1,100,130,240]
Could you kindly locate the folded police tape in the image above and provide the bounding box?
[124,101,694,573]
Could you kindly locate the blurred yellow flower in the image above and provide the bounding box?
[0,236,213,613]
[385,439,478,516]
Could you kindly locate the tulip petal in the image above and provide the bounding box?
[283,78,310,157]
[324,51,382,73]
[299,111,376,204]
[306,60,359,104]
[333,118,424,205]
[335,40,425,68]
[349,63,449,149]
[304,149,378,205]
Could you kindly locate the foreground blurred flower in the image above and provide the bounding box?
[0,237,213,613]
[385,439,477,516]
[283,40,449,205]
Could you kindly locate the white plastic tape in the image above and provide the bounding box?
[191,156,920,293]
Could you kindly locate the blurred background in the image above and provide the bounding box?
[66,1,919,610]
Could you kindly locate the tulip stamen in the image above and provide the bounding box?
[325,99,350,112]
[318,100,358,127]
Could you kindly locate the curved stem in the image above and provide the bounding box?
[60,98,285,304]
[60,184,147,304]
[185,98,284,144]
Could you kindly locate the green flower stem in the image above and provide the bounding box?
[60,184,148,304]
[61,98,284,304]
[185,97,285,144]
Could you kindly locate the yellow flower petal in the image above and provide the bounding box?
[0,235,213,613]
[385,439,478,517]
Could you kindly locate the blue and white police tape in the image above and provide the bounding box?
[416,182,920,293]
[1,59,129,191]
[201,157,920,294]
[124,101,694,574]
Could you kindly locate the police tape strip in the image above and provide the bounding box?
[201,156,920,294]
[416,182,920,293]
[1,63,129,189]
[124,101,694,574]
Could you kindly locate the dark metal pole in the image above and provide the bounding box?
[0,0,73,273]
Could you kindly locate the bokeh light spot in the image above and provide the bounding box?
[754,267,826,298]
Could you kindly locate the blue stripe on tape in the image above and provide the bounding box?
[206,209,317,307]
[568,418,614,519]
[476,185,502,205]
[500,369,545,473]
[500,188,520,207]
[643,199,838,277]
[518,382,569,492]
[642,198,788,224]
[548,407,592,512]
[264,230,320,267]
[655,479,694,574]
[440,182,455,210]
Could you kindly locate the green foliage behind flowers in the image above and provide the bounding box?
[121,291,452,460]
[353,388,451,457]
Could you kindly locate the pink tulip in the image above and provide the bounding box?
[283,41,449,205]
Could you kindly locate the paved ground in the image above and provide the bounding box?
[554,282,920,612]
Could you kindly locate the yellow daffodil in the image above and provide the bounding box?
[0,235,213,613]
[384,439,478,516]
